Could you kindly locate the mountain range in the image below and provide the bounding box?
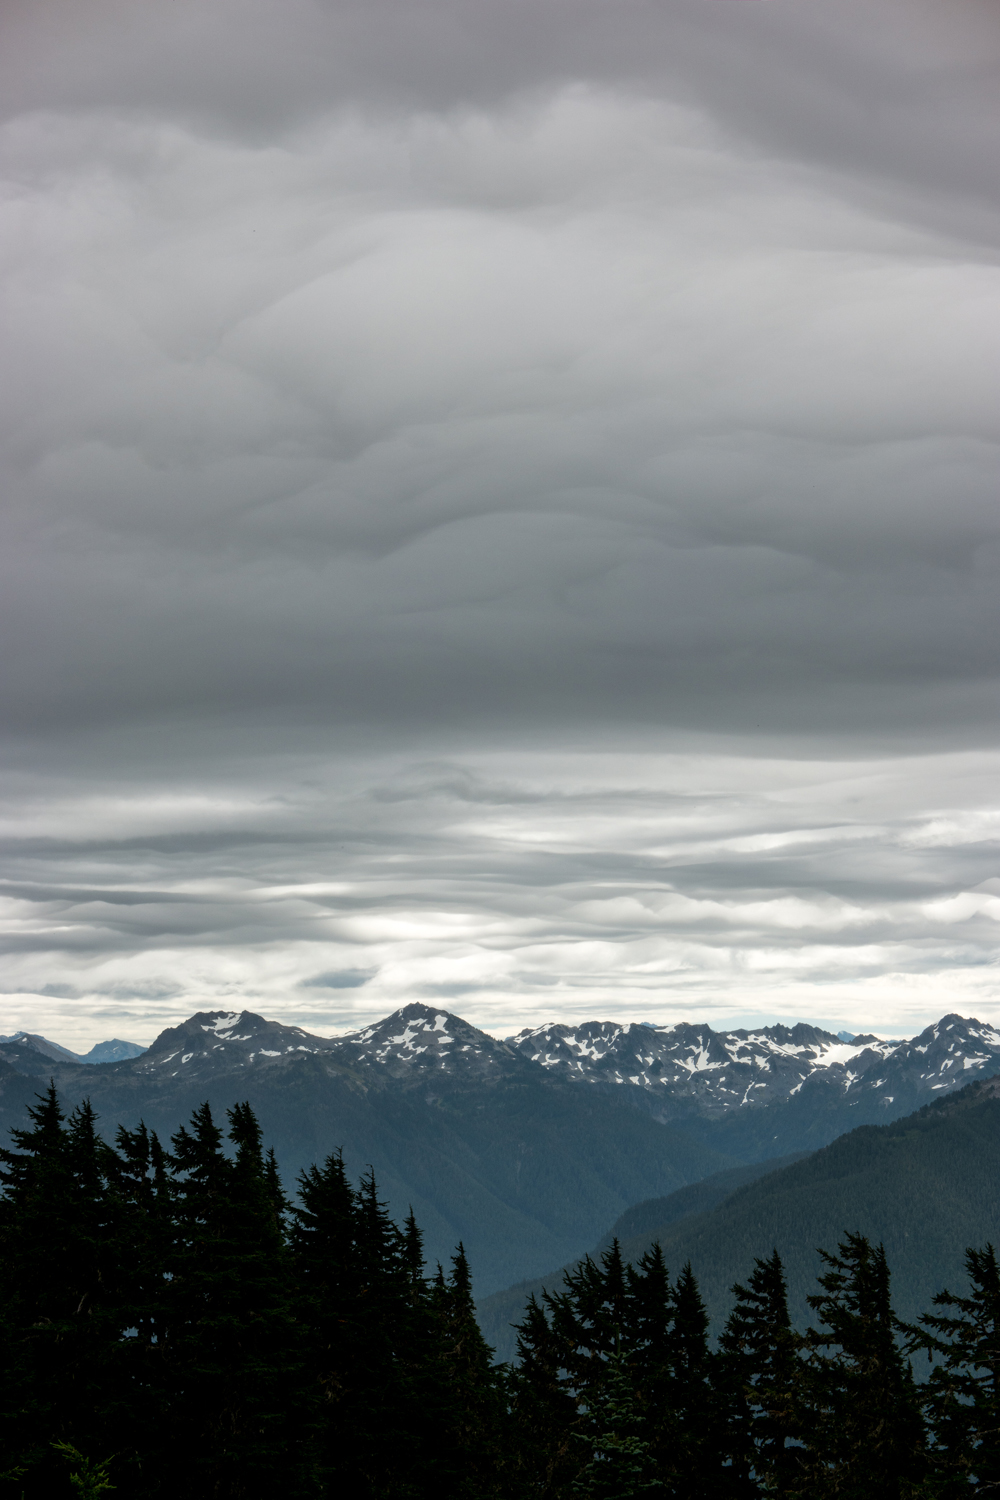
[0,1007,731,1293]
[0,1032,146,1065]
[2,1004,999,1296]
[478,1073,1000,1361]
[508,1013,1000,1157]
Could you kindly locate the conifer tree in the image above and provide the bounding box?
[103,1120,173,1493]
[0,1087,120,1496]
[511,1291,582,1497]
[662,1263,727,1499]
[798,1234,926,1499]
[159,1100,309,1499]
[511,1242,711,1499]
[546,1242,632,1409]
[572,1352,663,1500]
[426,1244,507,1498]
[106,1120,172,1347]
[622,1247,673,1492]
[908,1242,1000,1496]
[350,1167,419,1494]
[511,1244,637,1499]
[718,1251,803,1497]
[292,1159,438,1496]
[288,1149,360,1492]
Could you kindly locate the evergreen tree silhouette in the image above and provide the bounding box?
[908,1242,1000,1496]
[718,1251,804,1496]
[0,1087,119,1495]
[547,1242,632,1409]
[622,1247,674,1493]
[428,1243,507,1498]
[572,1352,663,1500]
[290,1149,375,1493]
[798,1233,926,1499]
[103,1119,173,1493]
[511,1290,582,1496]
[511,1241,726,1499]
[664,1263,727,1499]
[159,1100,308,1499]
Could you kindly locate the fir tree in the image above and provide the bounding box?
[798,1234,926,1500]
[511,1292,582,1497]
[158,1100,310,1499]
[427,1244,507,1498]
[289,1149,366,1493]
[572,1352,663,1500]
[511,1242,712,1499]
[292,1159,432,1496]
[103,1120,173,1495]
[0,1087,120,1496]
[718,1251,804,1497]
[546,1242,632,1408]
[663,1263,727,1499]
[622,1247,674,1494]
[908,1242,1000,1496]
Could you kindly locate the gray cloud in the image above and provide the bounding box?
[1,743,999,1048]
[0,0,998,1046]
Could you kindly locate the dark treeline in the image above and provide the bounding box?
[1,1090,999,1499]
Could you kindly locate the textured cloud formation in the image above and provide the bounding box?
[3,741,1000,1049]
[1,0,998,1046]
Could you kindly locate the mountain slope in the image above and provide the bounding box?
[642,1076,1000,1331]
[0,1031,146,1065]
[481,1075,1000,1356]
[0,1004,732,1295]
[7,1002,1000,1301]
[510,1013,1000,1159]
[476,1152,809,1358]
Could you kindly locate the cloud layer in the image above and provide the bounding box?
[3,740,1000,1049]
[1,0,998,1045]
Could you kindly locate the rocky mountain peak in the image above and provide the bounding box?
[336,1002,517,1081]
[0,1031,82,1065]
[136,1009,333,1079]
[505,1012,1000,1120]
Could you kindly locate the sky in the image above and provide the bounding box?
[1,0,999,1051]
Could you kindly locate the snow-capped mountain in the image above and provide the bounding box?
[506,1014,1000,1121]
[334,1005,519,1081]
[4,1003,1000,1298]
[7,1006,1000,1126]
[134,1010,338,1082]
[131,1003,519,1085]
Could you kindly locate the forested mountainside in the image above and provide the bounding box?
[3,1003,1000,1292]
[479,1074,1000,1361]
[3,1082,999,1499]
[0,1009,732,1295]
[478,1154,809,1360]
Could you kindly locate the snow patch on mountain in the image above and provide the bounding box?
[6,1003,1000,1127]
[504,1013,1000,1118]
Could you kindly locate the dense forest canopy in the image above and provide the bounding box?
[1,1087,998,1498]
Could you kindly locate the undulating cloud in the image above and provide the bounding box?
[0,0,998,1047]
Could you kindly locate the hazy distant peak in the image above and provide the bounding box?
[80,1039,147,1063]
[0,1031,146,1065]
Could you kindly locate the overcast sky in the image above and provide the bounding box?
[1,0,999,1050]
